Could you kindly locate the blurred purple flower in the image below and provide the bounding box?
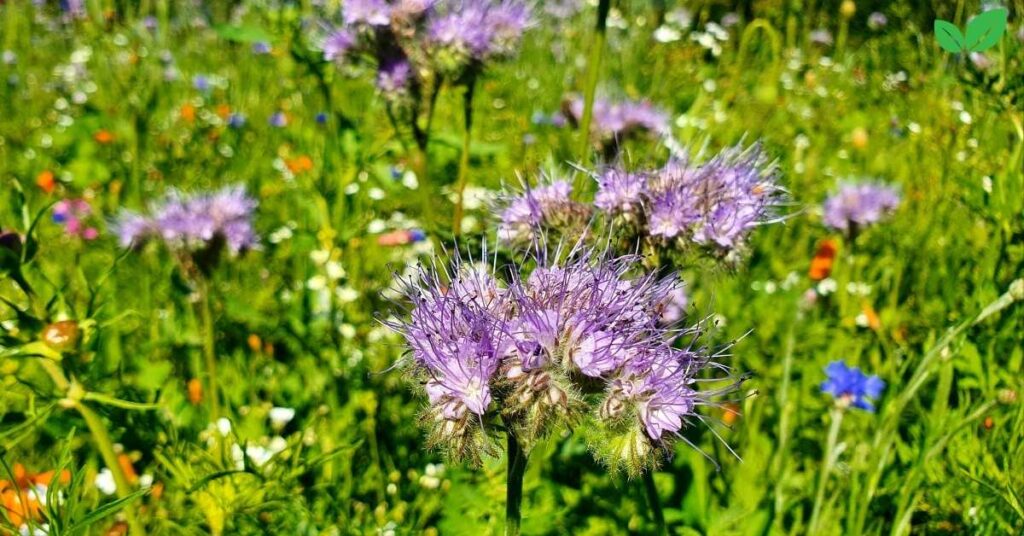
[114,186,258,255]
[269,112,288,127]
[193,75,210,92]
[344,0,392,27]
[376,59,412,96]
[822,181,900,232]
[810,29,833,46]
[252,41,272,55]
[323,29,355,62]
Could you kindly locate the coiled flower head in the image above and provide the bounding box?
[388,242,738,473]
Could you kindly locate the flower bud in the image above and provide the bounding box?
[42,320,80,353]
[840,1,856,19]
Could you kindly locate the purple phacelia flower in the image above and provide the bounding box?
[821,181,900,232]
[343,0,392,26]
[143,16,158,31]
[497,177,581,243]
[427,0,530,67]
[646,144,784,251]
[322,29,355,62]
[821,361,885,411]
[594,168,648,214]
[376,59,412,96]
[388,242,736,470]
[114,186,258,256]
[564,96,670,157]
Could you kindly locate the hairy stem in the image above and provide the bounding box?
[199,280,220,420]
[506,430,528,536]
[642,471,667,536]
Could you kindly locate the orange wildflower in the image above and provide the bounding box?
[187,378,203,405]
[94,130,115,144]
[180,103,196,123]
[721,402,741,426]
[216,104,231,120]
[808,239,838,281]
[0,464,71,526]
[860,301,881,331]
[36,170,56,194]
[285,155,314,174]
[247,334,262,353]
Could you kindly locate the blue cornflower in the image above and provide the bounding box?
[821,361,885,411]
[193,75,211,92]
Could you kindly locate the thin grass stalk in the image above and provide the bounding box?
[809,407,844,533]
[75,401,144,536]
[452,79,477,237]
[577,0,612,168]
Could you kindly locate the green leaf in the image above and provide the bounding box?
[934,20,966,53]
[214,24,272,44]
[966,9,1008,51]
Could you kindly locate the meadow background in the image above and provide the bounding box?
[1,0,1023,534]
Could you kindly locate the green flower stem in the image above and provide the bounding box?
[452,80,477,237]
[506,430,528,536]
[642,471,667,536]
[809,406,844,533]
[576,0,612,170]
[199,280,221,420]
[74,400,144,536]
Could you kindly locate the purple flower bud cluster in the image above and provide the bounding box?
[389,244,731,470]
[114,186,258,257]
[821,180,900,232]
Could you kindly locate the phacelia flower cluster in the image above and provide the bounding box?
[322,0,530,99]
[639,144,784,251]
[114,186,258,273]
[497,176,590,244]
[562,95,670,158]
[820,361,885,411]
[388,244,736,475]
[821,181,901,233]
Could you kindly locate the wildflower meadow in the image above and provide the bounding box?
[2,1,1023,534]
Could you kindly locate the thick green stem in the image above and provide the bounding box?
[506,430,528,536]
[809,407,844,533]
[199,281,221,420]
[576,0,611,169]
[642,471,667,536]
[75,401,143,536]
[452,80,476,237]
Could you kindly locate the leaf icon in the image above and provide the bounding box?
[934,20,966,53]
[966,8,1008,52]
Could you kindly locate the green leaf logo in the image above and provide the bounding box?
[934,8,1008,53]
